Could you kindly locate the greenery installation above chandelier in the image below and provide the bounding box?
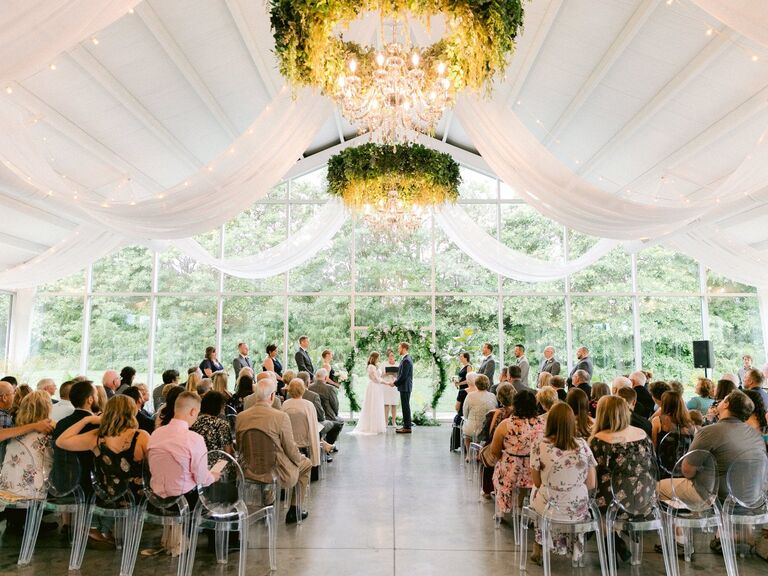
[327,142,460,233]
[270,0,526,139]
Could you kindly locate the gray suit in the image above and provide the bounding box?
[295,348,314,376]
[478,355,496,386]
[232,354,252,376]
[538,358,561,376]
[307,381,344,444]
[510,378,534,394]
[517,356,530,387]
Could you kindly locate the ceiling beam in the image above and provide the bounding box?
[223,0,281,99]
[136,2,238,140]
[10,84,164,194]
[0,231,50,254]
[503,0,564,107]
[68,46,203,170]
[333,107,345,143]
[579,30,734,177]
[620,81,768,193]
[441,110,454,143]
[0,186,79,228]
[543,0,659,146]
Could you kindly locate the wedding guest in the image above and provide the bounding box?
[686,377,715,412]
[513,344,530,387]
[738,354,754,388]
[94,385,109,415]
[706,378,737,423]
[228,375,254,414]
[529,402,597,564]
[629,370,655,419]
[589,382,610,418]
[651,391,696,448]
[648,381,672,418]
[117,366,135,394]
[320,350,339,387]
[491,365,509,395]
[488,389,543,514]
[232,342,252,376]
[309,369,345,445]
[565,387,592,438]
[262,344,284,386]
[200,346,224,378]
[551,375,567,401]
[462,374,497,454]
[294,336,314,376]
[743,368,768,408]
[282,378,322,467]
[157,387,184,428]
[743,389,768,436]
[36,378,58,403]
[51,380,75,421]
[508,365,528,393]
[536,386,558,416]
[186,371,202,394]
[478,383,515,496]
[571,369,592,398]
[611,376,632,396]
[616,386,652,437]
[10,384,31,419]
[153,369,180,413]
[454,353,472,423]
[537,372,553,390]
[190,391,233,463]
[568,346,594,385]
[212,371,231,402]
[122,387,155,434]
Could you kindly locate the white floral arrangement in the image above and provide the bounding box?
[336,368,350,382]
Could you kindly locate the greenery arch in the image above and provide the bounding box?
[341,326,448,413]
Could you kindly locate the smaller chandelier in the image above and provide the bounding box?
[335,37,452,141]
[362,190,426,235]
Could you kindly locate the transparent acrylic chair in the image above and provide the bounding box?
[137,459,192,576]
[494,485,527,545]
[0,437,50,566]
[721,457,768,573]
[47,447,90,570]
[186,450,276,576]
[287,410,319,489]
[239,428,302,525]
[659,449,736,576]
[605,458,672,576]
[519,489,609,575]
[656,431,693,479]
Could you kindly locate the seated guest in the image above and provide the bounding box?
[629,370,655,419]
[51,380,76,421]
[190,391,233,463]
[589,382,610,418]
[478,383,515,497]
[211,372,230,402]
[536,372,553,390]
[706,378,737,423]
[462,374,496,451]
[743,389,768,439]
[648,380,672,419]
[308,369,344,452]
[244,372,282,411]
[10,384,31,419]
[551,375,567,402]
[687,377,715,413]
[148,392,218,509]
[508,365,527,393]
[57,395,149,500]
[236,378,312,524]
[197,378,212,396]
[228,374,255,413]
[488,389,543,515]
[611,376,632,396]
[185,372,202,394]
[200,346,224,378]
[36,378,58,404]
[94,385,109,415]
[530,402,597,564]
[117,367,135,394]
[571,369,592,397]
[156,387,184,428]
[616,386,652,438]
[282,378,323,468]
[743,368,768,409]
[536,386,558,417]
[658,390,765,508]
[565,387,592,438]
[278,369,296,400]
[688,410,704,428]
[668,380,684,396]
[153,369,180,414]
[589,396,653,562]
[651,391,696,448]
[122,387,155,434]
[0,376,17,387]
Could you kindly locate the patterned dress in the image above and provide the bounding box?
[0,432,52,499]
[589,436,655,517]
[492,416,545,513]
[191,414,233,466]
[530,437,597,556]
[93,431,143,501]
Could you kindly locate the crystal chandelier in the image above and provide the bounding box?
[335,25,452,142]
[361,189,427,235]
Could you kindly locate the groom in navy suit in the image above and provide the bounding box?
[394,342,413,434]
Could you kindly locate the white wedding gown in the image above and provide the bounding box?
[352,364,389,435]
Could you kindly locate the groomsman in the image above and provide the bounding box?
[477,343,496,386]
[538,346,561,377]
[567,346,594,386]
[232,342,252,375]
[295,336,315,376]
[514,344,530,387]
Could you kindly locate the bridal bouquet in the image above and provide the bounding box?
[336,368,349,383]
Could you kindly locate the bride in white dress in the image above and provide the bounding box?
[352,352,390,435]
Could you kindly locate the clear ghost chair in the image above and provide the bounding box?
[519,487,609,575]
[605,458,672,576]
[656,430,693,479]
[186,450,276,576]
[47,448,89,570]
[660,449,736,576]
[468,441,483,488]
[494,484,526,546]
[721,457,768,573]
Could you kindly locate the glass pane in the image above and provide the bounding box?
[636,246,699,293]
[289,218,352,292]
[708,296,764,373]
[355,296,431,329]
[355,217,431,292]
[458,167,496,200]
[88,297,151,382]
[0,293,9,365]
[37,271,85,294]
[570,296,634,382]
[640,297,703,391]
[499,181,516,200]
[290,168,328,201]
[28,296,83,383]
[500,204,564,293]
[158,229,220,293]
[568,231,631,292]
[154,297,217,379]
[503,297,567,379]
[91,246,153,293]
[434,225,498,293]
[707,271,757,294]
[223,202,287,293]
[261,182,287,201]
[221,296,285,375]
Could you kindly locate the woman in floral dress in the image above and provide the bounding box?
[489,389,544,514]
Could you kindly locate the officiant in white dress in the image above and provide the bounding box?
[382,349,400,426]
[352,352,391,435]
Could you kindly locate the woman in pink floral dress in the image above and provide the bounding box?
[489,389,544,513]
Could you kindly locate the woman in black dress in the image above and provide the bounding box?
[200,346,224,377]
[263,343,284,396]
[454,352,472,425]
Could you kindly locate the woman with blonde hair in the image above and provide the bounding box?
[10,384,32,419]
[56,395,149,499]
[212,371,230,400]
[0,391,54,499]
[186,371,202,394]
[282,378,323,465]
[536,386,558,416]
[537,372,553,390]
[352,352,389,435]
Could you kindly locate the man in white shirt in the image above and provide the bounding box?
[514,344,530,387]
[51,380,75,421]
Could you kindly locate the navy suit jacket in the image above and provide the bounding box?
[394,354,413,393]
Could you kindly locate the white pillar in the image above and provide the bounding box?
[7,288,35,372]
[758,287,768,362]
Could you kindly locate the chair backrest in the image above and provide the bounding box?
[49,447,81,499]
[725,457,768,509]
[197,450,243,516]
[1,436,50,500]
[670,449,718,512]
[239,429,278,479]
[610,453,659,518]
[657,431,693,476]
[286,410,311,449]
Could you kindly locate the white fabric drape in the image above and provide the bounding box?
[690,0,768,49]
[0,1,141,83]
[168,199,347,278]
[435,203,620,281]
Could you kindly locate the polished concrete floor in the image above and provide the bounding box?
[1,426,767,575]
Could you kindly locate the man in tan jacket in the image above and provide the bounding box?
[236,377,312,524]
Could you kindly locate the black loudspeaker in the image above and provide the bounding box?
[693,340,714,369]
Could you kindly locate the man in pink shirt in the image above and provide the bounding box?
[147,391,219,509]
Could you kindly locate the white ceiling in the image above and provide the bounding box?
[2,0,768,275]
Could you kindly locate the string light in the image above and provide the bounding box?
[705,28,713,36]
[752,55,759,62]
[91,38,100,45]
[4,87,11,95]
[49,64,57,71]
